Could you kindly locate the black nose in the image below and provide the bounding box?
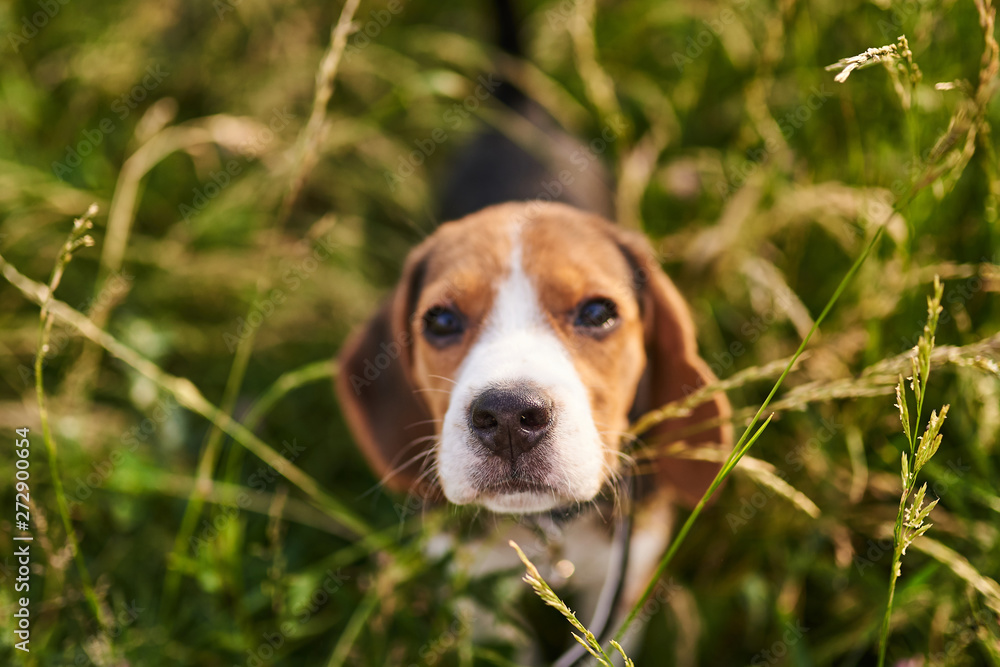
[469,385,553,462]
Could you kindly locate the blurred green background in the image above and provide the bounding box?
[1,0,999,665]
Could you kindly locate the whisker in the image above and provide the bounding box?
[398,448,436,471]
[412,387,453,396]
[597,428,642,448]
[412,459,441,490]
[388,435,438,462]
[586,496,602,519]
[377,447,436,490]
[404,418,444,429]
[427,374,458,386]
[359,433,441,499]
[608,449,639,475]
[412,454,441,494]
[591,499,607,522]
[600,463,622,512]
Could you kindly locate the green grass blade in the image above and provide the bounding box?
[613,224,886,643]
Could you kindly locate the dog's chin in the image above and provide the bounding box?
[441,475,604,514]
[478,490,571,514]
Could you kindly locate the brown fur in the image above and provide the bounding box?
[336,202,731,506]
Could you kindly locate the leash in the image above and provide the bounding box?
[552,474,634,667]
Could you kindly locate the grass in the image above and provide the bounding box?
[1,0,1000,665]
[511,540,634,667]
[876,277,948,667]
[31,205,107,635]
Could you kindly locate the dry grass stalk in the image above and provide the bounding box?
[510,541,633,667]
[826,36,920,85]
[0,249,372,541]
[278,0,362,227]
[31,205,111,636]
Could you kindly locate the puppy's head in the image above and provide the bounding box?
[337,202,730,513]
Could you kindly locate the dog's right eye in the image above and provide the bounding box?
[422,306,464,343]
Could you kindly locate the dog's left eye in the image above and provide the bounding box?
[422,306,464,342]
[575,298,618,330]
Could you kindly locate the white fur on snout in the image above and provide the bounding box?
[437,235,606,514]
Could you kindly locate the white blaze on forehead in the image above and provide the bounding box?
[477,235,549,343]
[435,222,607,513]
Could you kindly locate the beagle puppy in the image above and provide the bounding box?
[336,202,732,661]
[336,4,731,659]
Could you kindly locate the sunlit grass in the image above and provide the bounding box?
[1,0,999,665]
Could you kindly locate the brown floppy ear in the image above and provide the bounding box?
[614,230,732,507]
[335,249,437,495]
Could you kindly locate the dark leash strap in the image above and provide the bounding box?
[552,474,634,667]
